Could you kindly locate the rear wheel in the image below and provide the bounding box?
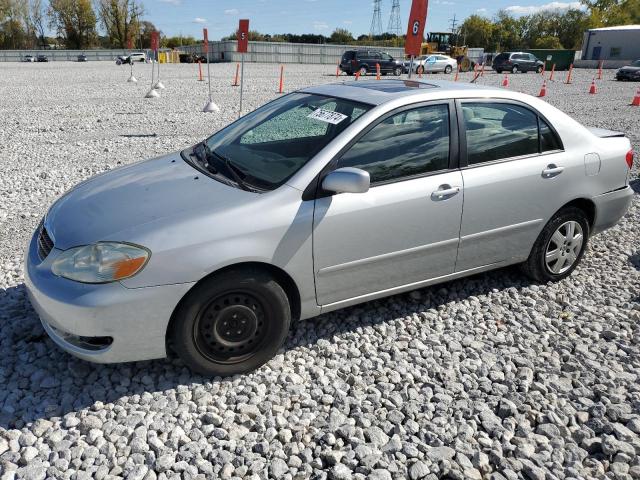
[393,66,403,76]
[359,66,368,76]
[171,268,291,376]
[496,68,503,73]
[536,65,543,73]
[444,65,452,74]
[417,65,425,74]
[511,65,519,74]
[522,207,589,283]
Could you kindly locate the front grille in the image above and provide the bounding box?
[37,223,54,261]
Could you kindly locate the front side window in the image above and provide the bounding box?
[380,53,392,61]
[338,104,450,184]
[205,93,371,189]
[462,103,538,164]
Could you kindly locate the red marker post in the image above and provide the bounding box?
[405,0,428,79]
[237,19,249,118]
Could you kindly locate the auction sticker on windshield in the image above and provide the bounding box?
[308,109,348,125]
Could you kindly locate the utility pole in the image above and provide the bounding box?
[449,14,458,34]
[387,0,402,37]
[370,0,383,37]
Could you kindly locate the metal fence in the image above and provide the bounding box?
[0,49,145,62]
[183,41,406,64]
[0,41,406,64]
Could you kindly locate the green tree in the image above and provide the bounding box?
[533,35,563,48]
[329,27,353,44]
[459,14,494,49]
[96,0,143,48]
[581,0,640,25]
[48,0,97,48]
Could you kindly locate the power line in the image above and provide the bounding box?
[387,0,402,37]
[370,0,383,37]
[449,14,458,34]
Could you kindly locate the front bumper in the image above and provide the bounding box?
[24,231,194,364]
[616,73,640,81]
[591,185,634,235]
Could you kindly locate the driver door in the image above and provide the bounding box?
[312,101,463,306]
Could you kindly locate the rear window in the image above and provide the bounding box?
[494,53,509,62]
[342,51,355,61]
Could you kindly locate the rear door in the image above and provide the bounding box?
[313,101,463,305]
[456,100,574,271]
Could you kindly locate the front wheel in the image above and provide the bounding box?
[444,65,452,74]
[522,207,589,283]
[511,65,519,74]
[417,65,425,74]
[536,65,543,73]
[359,66,368,76]
[170,268,291,376]
[393,66,403,76]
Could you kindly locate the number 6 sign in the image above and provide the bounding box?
[238,19,249,53]
[405,0,428,57]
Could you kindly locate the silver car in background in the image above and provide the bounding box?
[25,80,634,376]
[405,55,458,74]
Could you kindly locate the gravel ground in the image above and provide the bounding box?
[0,62,639,480]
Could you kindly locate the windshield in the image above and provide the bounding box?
[203,93,371,190]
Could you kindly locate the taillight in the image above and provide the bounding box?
[626,149,634,169]
[352,59,356,66]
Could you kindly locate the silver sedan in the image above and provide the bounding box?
[25,80,634,376]
[405,55,458,74]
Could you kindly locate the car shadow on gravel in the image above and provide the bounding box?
[0,265,535,430]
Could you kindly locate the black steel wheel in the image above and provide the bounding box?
[171,268,291,376]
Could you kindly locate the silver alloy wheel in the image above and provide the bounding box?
[545,220,584,274]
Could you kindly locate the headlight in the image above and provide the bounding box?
[51,242,150,283]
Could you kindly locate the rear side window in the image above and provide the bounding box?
[342,51,355,61]
[462,103,538,164]
[338,104,450,183]
[462,103,563,164]
[495,53,509,62]
[540,118,562,151]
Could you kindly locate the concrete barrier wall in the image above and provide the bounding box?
[574,59,631,69]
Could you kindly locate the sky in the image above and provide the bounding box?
[148,0,585,39]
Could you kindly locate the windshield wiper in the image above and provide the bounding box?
[209,150,255,192]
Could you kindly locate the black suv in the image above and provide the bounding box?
[340,50,404,77]
[493,52,544,73]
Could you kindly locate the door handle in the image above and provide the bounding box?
[542,164,565,178]
[431,184,460,201]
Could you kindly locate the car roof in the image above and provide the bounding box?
[301,79,506,106]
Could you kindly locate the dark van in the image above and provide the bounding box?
[340,50,404,77]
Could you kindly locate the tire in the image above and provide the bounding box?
[536,65,543,74]
[522,207,589,283]
[444,65,452,74]
[417,65,425,74]
[170,268,291,376]
[496,69,502,74]
[511,65,519,74]
[359,66,368,76]
[393,66,402,76]
[346,71,354,76]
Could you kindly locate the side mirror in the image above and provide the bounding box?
[322,167,370,195]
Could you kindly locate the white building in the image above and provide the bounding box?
[581,25,640,61]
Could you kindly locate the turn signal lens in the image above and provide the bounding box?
[51,242,150,284]
[626,149,634,169]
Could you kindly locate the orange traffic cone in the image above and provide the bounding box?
[197,60,204,81]
[501,73,509,87]
[232,63,240,86]
[355,71,360,81]
[538,79,547,97]
[631,87,640,106]
[376,63,381,80]
[589,77,597,94]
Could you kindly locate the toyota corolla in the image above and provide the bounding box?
[25,80,634,376]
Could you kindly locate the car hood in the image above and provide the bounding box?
[45,151,251,250]
[619,66,640,72]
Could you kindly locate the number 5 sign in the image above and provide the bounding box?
[237,19,249,53]
[405,0,428,57]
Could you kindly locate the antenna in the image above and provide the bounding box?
[387,0,402,37]
[370,0,383,37]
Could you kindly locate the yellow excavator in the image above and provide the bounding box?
[420,32,473,72]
